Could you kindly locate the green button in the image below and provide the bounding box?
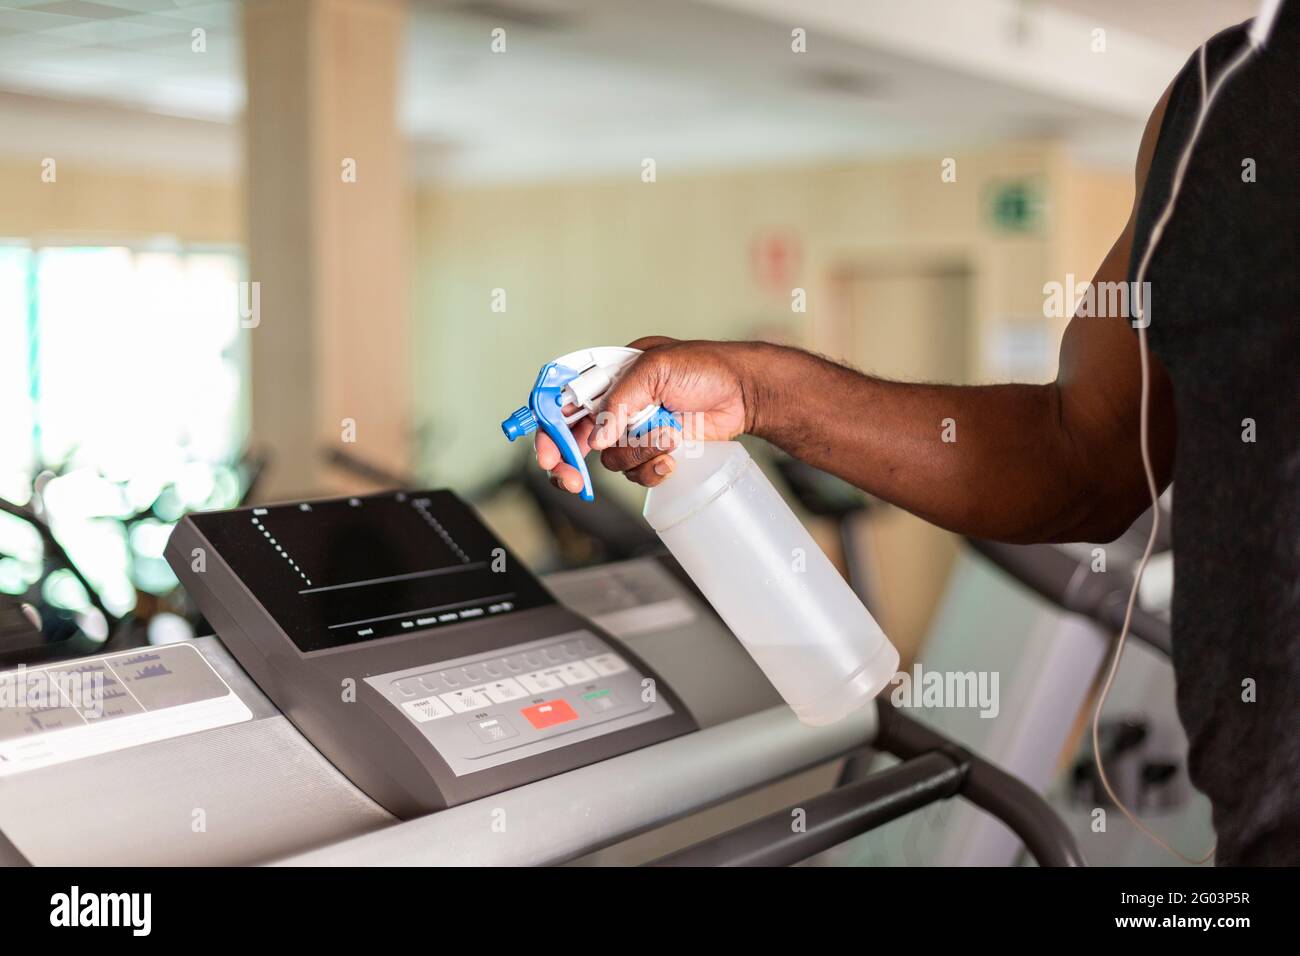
[582,689,610,700]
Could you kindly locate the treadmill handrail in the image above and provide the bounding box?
[967,538,1172,657]
[650,750,967,866]
[650,702,1085,868]
[874,702,1086,867]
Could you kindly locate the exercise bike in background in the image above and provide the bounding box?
[0,449,269,666]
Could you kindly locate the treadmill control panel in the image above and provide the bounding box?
[185,491,552,653]
[167,489,696,815]
[368,630,655,776]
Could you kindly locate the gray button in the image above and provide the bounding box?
[402,696,453,722]
[469,715,518,744]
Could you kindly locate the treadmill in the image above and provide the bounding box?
[0,489,1081,867]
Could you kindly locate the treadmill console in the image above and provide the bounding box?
[166,490,696,817]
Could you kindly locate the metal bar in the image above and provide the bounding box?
[874,701,1086,867]
[0,827,29,867]
[967,538,1171,657]
[650,750,966,867]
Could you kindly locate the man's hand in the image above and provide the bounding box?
[535,336,756,490]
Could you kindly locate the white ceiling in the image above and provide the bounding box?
[0,0,242,119]
[1040,0,1258,49]
[0,0,1265,181]
[404,0,1144,179]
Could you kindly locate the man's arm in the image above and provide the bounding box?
[564,90,1178,545]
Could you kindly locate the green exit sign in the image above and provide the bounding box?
[988,180,1043,233]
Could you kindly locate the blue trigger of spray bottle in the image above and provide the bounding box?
[500,346,681,501]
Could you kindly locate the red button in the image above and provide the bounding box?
[520,699,578,729]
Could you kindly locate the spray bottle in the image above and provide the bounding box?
[502,346,899,726]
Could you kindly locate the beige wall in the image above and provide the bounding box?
[1051,159,1136,343]
[0,160,240,244]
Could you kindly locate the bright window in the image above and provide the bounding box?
[0,246,34,503]
[0,242,248,615]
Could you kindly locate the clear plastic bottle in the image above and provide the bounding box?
[643,441,899,726]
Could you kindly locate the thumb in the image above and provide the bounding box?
[627,335,677,351]
[590,353,665,451]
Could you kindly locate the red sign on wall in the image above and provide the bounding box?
[750,229,802,295]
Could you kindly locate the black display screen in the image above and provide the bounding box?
[189,490,552,653]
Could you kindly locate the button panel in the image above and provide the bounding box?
[368,630,668,779]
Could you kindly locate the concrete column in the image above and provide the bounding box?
[243,0,410,499]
